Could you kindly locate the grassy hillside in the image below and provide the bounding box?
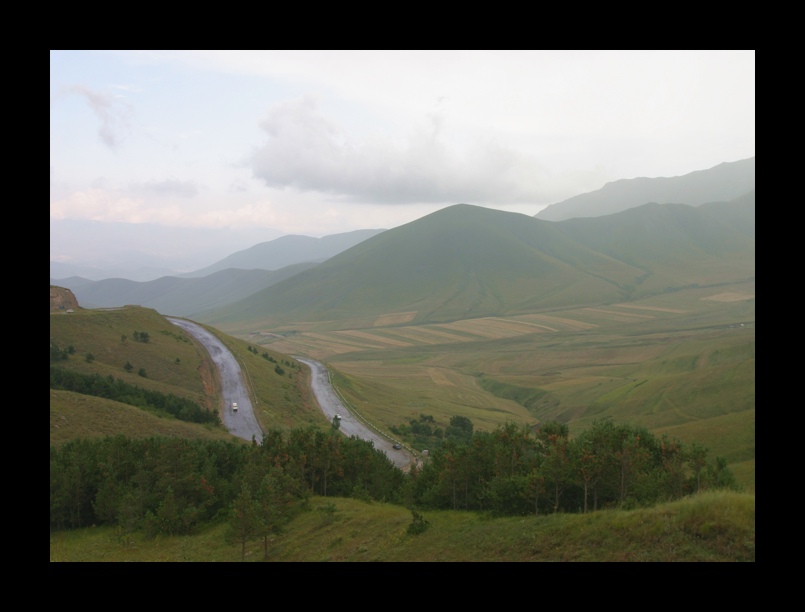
[235,281,755,493]
[50,390,240,446]
[197,205,645,329]
[50,490,755,562]
[199,201,753,332]
[49,304,325,446]
[49,294,754,562]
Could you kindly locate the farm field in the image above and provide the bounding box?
[229,280,755,492]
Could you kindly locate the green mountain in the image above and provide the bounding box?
[198,197,754,330]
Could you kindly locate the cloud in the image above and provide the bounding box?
[249,96,564,205]
[61,84,132,150]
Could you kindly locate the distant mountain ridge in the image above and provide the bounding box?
[55,195,754,326]
[535,157,755,221]
[51,263,319,317]
[180,228,386,278]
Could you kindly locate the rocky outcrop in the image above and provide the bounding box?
[50,285,80,312]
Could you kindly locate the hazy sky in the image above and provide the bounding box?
[50,50,754,263]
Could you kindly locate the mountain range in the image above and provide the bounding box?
[51,158,755,327]
[197,194,754,330]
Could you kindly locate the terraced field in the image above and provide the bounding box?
[235,281,755,491]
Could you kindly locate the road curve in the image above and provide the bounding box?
[168,317,263,443]
[296,357,413,470]
[167,317,411,467]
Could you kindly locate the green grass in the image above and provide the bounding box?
[237,283,754,489]
[49,390,239,446]
[50,490,755,562]
[50,307,326,445]
[49,288,755,562]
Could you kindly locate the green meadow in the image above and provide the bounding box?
[225,280,755,493]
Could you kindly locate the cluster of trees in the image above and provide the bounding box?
[50,340,74,362]
[407,419,737,515]
[246,346,295,376]
[50,418,738,549]
[50,427,404,536]
[50,367,220,425]
[392,414,474,451]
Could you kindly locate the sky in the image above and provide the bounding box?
[50,50,755,272]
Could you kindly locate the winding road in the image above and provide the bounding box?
[168,318,262,443]
[169,318,414,469]
[295,357,413,469]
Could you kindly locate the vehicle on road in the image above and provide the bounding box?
[393,443,402,450]
[232,402,238,412]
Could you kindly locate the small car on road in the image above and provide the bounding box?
[392,443,402,450]
[232,402,238,412]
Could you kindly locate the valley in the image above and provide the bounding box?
[216,278,755,491]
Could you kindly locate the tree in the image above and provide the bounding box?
[574,419,621,512]
[688,442,709,493]
[85,352,95,363]
[445,415,473,444]
[50,341,69,362]
[254,469,298,560]
[124,361,133,373]
[407,508,430,535]
[226,484,262,561]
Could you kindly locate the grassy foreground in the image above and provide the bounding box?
[50,490,754,562]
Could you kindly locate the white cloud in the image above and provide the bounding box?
[250,96,570,205]
[60,84,132,150]
[50,50,754,270]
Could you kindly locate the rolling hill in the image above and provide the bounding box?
[49,297,323,445]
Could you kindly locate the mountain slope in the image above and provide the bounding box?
[554,191,755,291]
[49,300,320,442]
[197,200,755,330]
[535,157,755,221]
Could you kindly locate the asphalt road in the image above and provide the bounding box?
[295,357,414,470]
[167,317,413,468]
[168,317,263,443]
